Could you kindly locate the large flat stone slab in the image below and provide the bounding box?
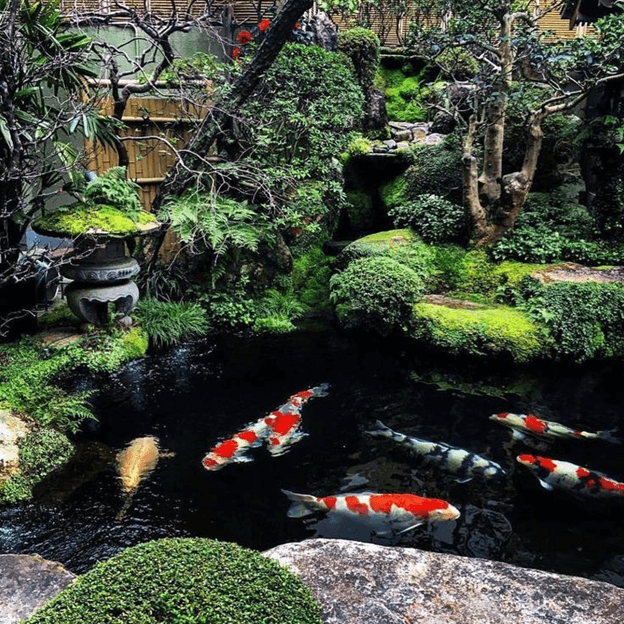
[264,539,624,624]
[0,554,75,624]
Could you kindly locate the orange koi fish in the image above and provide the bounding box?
[282,489,460,536]
[202,383,330,470]
[491,413,619,444]
[516,454,624,498]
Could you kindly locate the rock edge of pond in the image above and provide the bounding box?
[4,540,623,624]
[264,538,624,624]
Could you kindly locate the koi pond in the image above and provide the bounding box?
[1,329,624,587]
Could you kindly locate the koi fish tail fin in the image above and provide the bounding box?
[311,383,330,397]
[281,489,318,518]
[115,492,135,522]
[366,420,399,440]
[596,428,620,444]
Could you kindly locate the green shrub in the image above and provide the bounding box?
[435,47,479,79]
[525,281,624,362]
[253,289,306,333]
[239,43,364,176]
[0,428,74,505]
[135,298,209,347]
[388,194,468,243]
[491,192,596,263]
[25,538,323,624]
[431,244,467,292]
[411,302,547,362]
[337,228,417,267]
[330,256,424,334]
[338,27,380,89]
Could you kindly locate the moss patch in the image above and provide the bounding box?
[35,204,159,237]
[25,538,323,624]
[410,302,547,362]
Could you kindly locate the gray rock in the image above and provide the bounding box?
[393,129,412,142]
[0,411,31,485]
[264,539,624,624]
[307,12,338,51]
[423,132,446,145]
[382,139,397,150]
[0,554,75,623]
[363,88,387,131]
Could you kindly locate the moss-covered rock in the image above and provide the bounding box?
[410,301,548,363]
[35,204,159,237]
[338,228,416,267]
[25,538,323,624]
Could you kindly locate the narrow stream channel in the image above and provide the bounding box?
[1,328,623,587]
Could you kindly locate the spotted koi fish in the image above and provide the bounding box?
[366,420,504,482]
[264,383,330,457]
[202,383,330,470]
[282,489,460,536]
[490,412,619,444]
[201,420,268,471]
[516,454,624,498]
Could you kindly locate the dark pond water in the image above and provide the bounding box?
[2,329,624,587]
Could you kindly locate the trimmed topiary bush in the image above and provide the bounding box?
[25,538,323,624]
[338,27,380,89]
[411,302,548,363]
[435,47,479,79]
[330,255,424,334]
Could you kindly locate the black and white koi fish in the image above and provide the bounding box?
[202,384,330,470]
[516,454,624,498]
[282,489,460,536]
[491,412,619,444]
[366,420,505,482]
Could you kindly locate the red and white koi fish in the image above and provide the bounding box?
[491,412,619,444]
[367,420,505,482]
[516,454,624,498]
[202,383,330,469]
[282,490,460,536]
[264,383,330,457]
[201,420,268,471]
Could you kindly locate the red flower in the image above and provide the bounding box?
[232,47,241,60]
[259,18,270,32]
[237,30,252,45]
[294,22,299,29]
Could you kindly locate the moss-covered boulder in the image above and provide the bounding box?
[410,299,548,363]
[25,538,323,624]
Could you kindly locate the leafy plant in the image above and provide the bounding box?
[525,281,624,362]
[330,256,424,335]
[25,538,323,624]
[388,194,468,243]
[81,166,142,222]
[135,298,209,347]
[160,191,269,286]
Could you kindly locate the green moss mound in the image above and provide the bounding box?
[26,538,323,624]
[411,302,547,363]
[36,204,159,237]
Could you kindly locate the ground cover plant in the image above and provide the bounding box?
[25,538,323,624]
